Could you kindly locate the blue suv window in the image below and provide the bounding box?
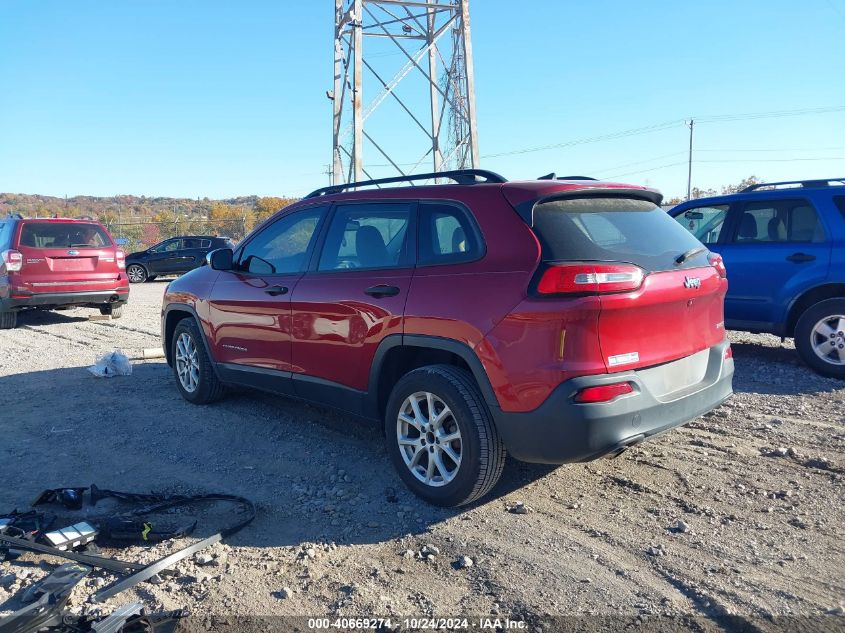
[835,196,845,220]
[674,204,729,245]
[731,199,825,244]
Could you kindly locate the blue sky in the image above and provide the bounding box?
[1,0,843,200]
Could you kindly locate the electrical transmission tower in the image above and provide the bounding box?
[331,0,479,185]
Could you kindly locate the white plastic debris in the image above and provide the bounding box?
[87,350,133,378]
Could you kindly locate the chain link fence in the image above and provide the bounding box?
[103,218,250,253]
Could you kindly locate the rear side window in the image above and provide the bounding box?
[731,199,824,243]
[418,202,482,265]
[18,222,112,249]
[532,197,705,272]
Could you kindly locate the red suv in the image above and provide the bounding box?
[161,170,734,506]
[0,215,129,329]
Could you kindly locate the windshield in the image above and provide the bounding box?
[532,197,708,272]
[19,222,113,249]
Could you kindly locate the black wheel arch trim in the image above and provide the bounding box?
[161,303,223,380]
[366,334,499,418]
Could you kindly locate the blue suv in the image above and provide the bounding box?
[670,178,845,379]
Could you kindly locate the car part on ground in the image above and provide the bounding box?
[0,217,129,328]
[0,560,188,633]
[0,485,254,632]
[669,178,845,379]
[161,169,734,506]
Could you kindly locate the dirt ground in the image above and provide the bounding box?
[1,281,844,629]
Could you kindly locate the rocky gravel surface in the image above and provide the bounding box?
[1,281,843,629]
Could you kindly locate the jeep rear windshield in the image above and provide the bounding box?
[532,196,708,272]
[19,222,113,249]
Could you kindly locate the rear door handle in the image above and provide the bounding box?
[786,252,816,263]
[265,285,289,296]
[364,285,400,298]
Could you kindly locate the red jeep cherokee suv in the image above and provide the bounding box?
[161,170,734,506]
[0,215,128,329]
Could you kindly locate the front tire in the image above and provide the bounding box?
[127,264,148,284]
[795,298,845,379]
[171,318,226,404]
[0,311,17,329]
[385,365,506,507]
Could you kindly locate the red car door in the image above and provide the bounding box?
[290,201,415,411]
[206,206,328,386]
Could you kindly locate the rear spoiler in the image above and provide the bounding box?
[510,187,664,225]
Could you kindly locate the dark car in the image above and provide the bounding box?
[160,170,733,506]
[669,178,845,379]
[125,236,233,283]
[0,215,129,329]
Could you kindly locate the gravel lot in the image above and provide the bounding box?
[1,281,844,628]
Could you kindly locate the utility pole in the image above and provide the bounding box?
[331,0,479,185]
[686,119,694,200]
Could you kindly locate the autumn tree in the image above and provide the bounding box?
[254,197,297,224]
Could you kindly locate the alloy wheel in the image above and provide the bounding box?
[396,391,462,487]
[175,332,200,393]
[127,265,146,283]
[811,314,845,366]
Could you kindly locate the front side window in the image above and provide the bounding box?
[674,204,729,245]
[732,199,824,243]
[238,207,325,275]
[151,239,182,253]
[19,222,112,249]
[318,203,411,271]
[418,202,482,265]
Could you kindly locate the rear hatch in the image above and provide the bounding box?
[12,220,126,295]
[525,194,727,373]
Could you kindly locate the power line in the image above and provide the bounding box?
[601,156,845,180]
[481,105,845,160]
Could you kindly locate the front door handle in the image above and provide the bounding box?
[364,285,400,298]
[786,252,816,263]
[265,285,289,296]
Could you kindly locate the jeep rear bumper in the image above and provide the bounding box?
[0,289,129,311]
[490,340,734,464]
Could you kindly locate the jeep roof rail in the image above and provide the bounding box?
[304,169,508,199]
[537,173,598,181]
[741,178,845,192]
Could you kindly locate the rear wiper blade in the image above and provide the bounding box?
[675,246,706,265]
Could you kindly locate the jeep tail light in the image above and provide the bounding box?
[116,250,126,269]
[724,345,733,360]
[574,382,634,404]
[537,263,644,295]
[708,252,726,278]
[1,250,22,272]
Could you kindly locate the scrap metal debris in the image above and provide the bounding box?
[0,484,254,633]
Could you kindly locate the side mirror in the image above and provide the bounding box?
[207,248,234,271]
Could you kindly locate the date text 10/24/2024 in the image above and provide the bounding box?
[307,618,528,630]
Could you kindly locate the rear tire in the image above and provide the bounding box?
[171,318,226,404]
[384,364,506,507]
[0,311,17,329]
[99,305,124,319]
[795,298,845,380]
[127,264,147,284]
